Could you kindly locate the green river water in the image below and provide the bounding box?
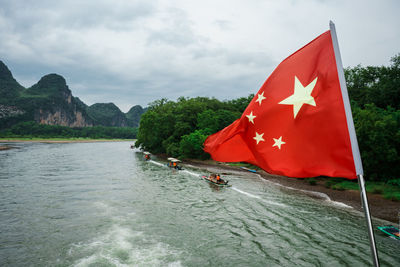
[0,141,398,266]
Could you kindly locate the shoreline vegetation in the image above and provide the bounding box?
[0,121,138,140]
[0,138,134,143]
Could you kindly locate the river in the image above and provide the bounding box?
[0,141,398,266]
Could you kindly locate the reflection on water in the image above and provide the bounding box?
[0,141,398,266]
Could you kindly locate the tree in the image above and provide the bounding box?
[345,54,400,109]
[353,104,400,181]
[135,96,245,158]
[179,130,210,159]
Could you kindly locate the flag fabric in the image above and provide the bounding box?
[203,31,357,179]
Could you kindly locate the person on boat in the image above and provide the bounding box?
[173,162,177,169]
[209,173,217,182]
[216,174,226,184]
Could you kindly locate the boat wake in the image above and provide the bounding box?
[71,224,182,267]
[149,160,165,167]
[232,187,287,207]
[232,187,261,199]
[260,177,352,209]
[181,170,199,177]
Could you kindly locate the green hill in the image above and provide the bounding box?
[126,105,147,127]
[86,103,128,127]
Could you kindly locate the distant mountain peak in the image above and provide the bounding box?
[0,60,13,80]
[27,73,71,96]
[37,73,68,89]
[0,60,24,102]
[87,102,127,127]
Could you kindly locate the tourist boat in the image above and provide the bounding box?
[201,175,230,187]
[167,158,183,170]
[240,166,257,173]
[143,151,151,160]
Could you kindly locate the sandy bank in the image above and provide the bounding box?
[184,159,399,224]
[0,145,14,151]
[0,139,132,144]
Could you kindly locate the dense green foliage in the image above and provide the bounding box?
[345,55,400,109]
[0,121,137,139]
[135,96,252,158]
[351,104,400,181]
[345,54,400,183]
[136,54,400,184]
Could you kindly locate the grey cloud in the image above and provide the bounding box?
[146,8,200,47]
[1,0,399,112]
[0,0,155,31]
[214,20,231,30]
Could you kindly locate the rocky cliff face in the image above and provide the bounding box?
[26,74,94,127]
[35,108,91,127]
[0,104,25,119]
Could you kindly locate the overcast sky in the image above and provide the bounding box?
[1,0,399,112]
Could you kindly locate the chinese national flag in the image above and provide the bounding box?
[203,31,358,179]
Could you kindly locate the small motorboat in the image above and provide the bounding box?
[167,158,183,170]
[378,225,400,240]
[240,166,257,173]
[201,175,230,186]
[143,151,151,161]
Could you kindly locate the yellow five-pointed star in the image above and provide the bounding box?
[272,136,286,149]
[253,132,265,144]
[279,76,317,118]
[255,92,266,105]
[246,111,256,124]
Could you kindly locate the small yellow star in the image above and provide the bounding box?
[255,92,266,105]
[253,132,265,144]
[246,111,256,124]
[272,136,286,149]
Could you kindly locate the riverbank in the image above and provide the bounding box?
[0,145,14,150]
[0,138,134,143]
[184,159,399,224]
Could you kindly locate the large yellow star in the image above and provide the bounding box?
[279,76,317,118]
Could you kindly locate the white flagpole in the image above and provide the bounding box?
[329,21,379,267]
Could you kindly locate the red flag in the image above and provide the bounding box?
[203,31,357,179]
